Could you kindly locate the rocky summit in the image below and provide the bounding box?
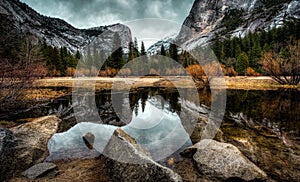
[177,0,300,49]
[0,0,132,54]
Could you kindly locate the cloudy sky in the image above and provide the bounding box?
[20,0,194,28]
[20,0,194,48]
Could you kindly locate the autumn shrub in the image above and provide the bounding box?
[66,67,76,77]
[186,64,205,78]
[222,65,238,76]
[98,68,118,77]
[246,67,261,76]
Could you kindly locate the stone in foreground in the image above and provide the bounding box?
[22,162,58,179]
[103,128,182,182]
[10,115,61,171]
[183,139,267,181]
[0,128,16,182]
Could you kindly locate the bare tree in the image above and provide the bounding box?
[263,40,300,85]
[0,36,46,115]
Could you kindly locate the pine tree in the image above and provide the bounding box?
[134,37,138,50]
[160,44,166,56]
[141,41,146,56]
[248,42,262,70]
[133,37,140,58]
[236,52,249,75]
[169,43,178,62]
[235,44,242,58]
[212,37,222,61]
[60,47,68,75]
[52,47,63,75]
[242,36,251,53]
[110,33,124,69]
[128,41,135,62]
[75,50,81,60]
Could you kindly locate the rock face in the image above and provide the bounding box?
[22,162,58,179]
[177,0,300,49]
[10,115,61,172]
[0,128,17,182]
[182,139,267,181]
[103,128,183,182]
[0,0,132,54]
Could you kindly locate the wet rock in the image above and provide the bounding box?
[108,119,127,127]
[190,121,224,144]
[57,115,77,133]
[22,162,58,179]
[83,132,95,149]
[0,128,16,182]
[103,128,182,182]
[11,115,61,171]
[220,123,300,181]
[183,139,267,181]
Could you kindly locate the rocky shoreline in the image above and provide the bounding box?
[1,102,299,181]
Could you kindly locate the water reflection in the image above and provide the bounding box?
[47,92,192,162]
[122,95,192,161]
[226,89,300,137]
[129,87,181,114]
[6,86,297,139]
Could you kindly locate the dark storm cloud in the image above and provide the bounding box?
[20,0,194,28]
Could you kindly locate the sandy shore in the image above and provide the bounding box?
[34,76,299,90]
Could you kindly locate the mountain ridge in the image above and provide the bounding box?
[177,0,300,50]
[0,0,132,54]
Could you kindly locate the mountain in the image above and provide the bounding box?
[0,0,132,54]
[147,34,177,55]
[177,0,300,50]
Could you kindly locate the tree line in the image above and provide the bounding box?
[77,33,188,77]
[211,19,300,78]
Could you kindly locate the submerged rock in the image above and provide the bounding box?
[102,128,183,182]
[182,139,267,181]
[22,162,58,179]
[220,122,300,181]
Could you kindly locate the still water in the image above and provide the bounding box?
[2,86,299,180]
[40,88,300,138]
[9,87,298,141]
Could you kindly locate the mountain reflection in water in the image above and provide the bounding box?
[47,88,193,162]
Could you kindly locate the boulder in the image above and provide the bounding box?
[10,115,61,171]
[83,132,95,149]
[22,162,58,179]
[0,128,17,181]
[103,128,182,182]
[220,123,300,181]
[182,139,267,181]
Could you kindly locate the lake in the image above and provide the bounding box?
[24,87,298,139]
[1,86,299,180]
